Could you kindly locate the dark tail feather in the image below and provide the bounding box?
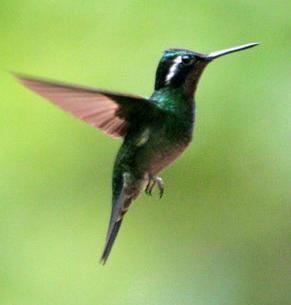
[100,186,132,264]
[100,218,123,264]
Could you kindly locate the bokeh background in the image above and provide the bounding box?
[0,1,290,305]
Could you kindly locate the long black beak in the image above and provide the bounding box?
[205,42,259,60]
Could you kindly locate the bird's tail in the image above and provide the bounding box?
[100,171,141,264]
[100,192,130,264]
[100,218,123,264]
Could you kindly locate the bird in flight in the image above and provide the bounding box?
[15,42,258,264]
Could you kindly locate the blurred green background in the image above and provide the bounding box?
[0,1,290,304]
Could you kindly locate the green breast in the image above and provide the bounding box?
[128,111,194,176]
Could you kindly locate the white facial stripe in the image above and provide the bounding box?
[166,56,182,83]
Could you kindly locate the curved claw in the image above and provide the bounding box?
[145,179,155,196]
[145,176,164,198]
[156,177,164,198]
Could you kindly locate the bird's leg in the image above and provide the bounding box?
[145,179,155,195]
[145,176,164,198]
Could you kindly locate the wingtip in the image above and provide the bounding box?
[10,71,21,81]
[11,72,53,85]
[10,71,34,85]
[10,71,25,79]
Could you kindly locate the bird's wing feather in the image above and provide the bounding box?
[15,74,159,138]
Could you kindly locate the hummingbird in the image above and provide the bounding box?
[15,42,258,264]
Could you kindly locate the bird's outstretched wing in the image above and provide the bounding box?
[15,74,159,138]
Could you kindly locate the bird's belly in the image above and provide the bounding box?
[135,125,192,176]
[147,141,189,175]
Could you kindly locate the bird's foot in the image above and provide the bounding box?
[145,176,164,198]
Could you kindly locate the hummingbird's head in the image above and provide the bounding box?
[154,43,258,97]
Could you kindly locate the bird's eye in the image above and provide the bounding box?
[181,56,193,65]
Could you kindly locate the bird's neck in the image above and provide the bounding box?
[151,86,196,120]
